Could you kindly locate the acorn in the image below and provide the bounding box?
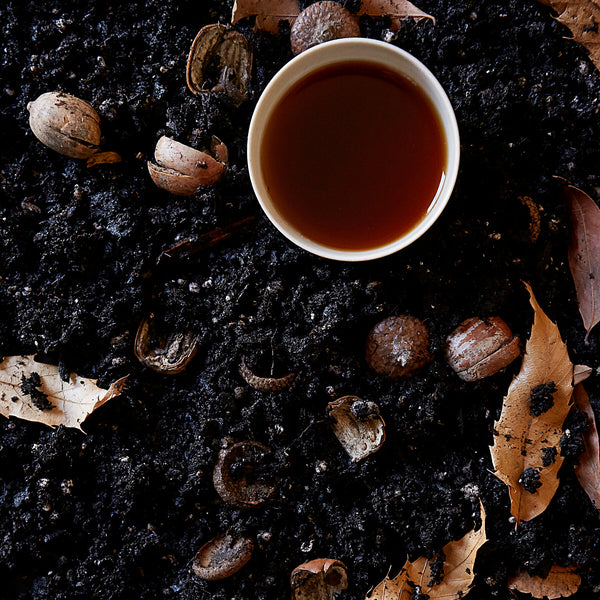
[290,1,360,56]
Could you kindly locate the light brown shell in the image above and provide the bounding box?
[290,2,360,55]
[213,441,276,508]
[291,558,348,600]
[134,314,199,374]
[445,316,520,381]
[27,91,101,159]
[327,396,385,461]
[186,23,252,106]
[147,136,228,196]
[192,532,254,581]
[239,355,295,392]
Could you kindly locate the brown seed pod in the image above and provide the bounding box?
[147,136,228,196]
[290,1,360,56]
[134,314,199,374]
[291,558,348,600]
[192,532,254,581]
[213,441,276,508]
[27,91,101,159]
[239,355,295,392]
[327,396,385,461]
[186,24,252,106]
[365,315,432,380]
[445,316,520,381]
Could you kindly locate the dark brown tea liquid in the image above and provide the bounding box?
[260,61,447,251]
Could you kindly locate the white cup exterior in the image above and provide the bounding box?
[247,38,460,261]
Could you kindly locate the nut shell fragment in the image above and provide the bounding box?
[445,316,521,381]
[192,532,254,581]
[290,2,360,55]
[28,91,101,159]
[148,136,228,196]
[134,314,199,374]
[213,441,276,508]
[365,315,432,380]
[291,558,348,600]
[187,24,252,106]
[240,355,295,392]
[327,396,385,461]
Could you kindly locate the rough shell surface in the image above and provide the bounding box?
[291,558,348,600]
[365,315,432,379]
[327,396,385,461]
[28,91,101,159]
[290,1,360,55]
[134,314,199,374]
[192,533,254,581]
[445,316,521,381]
[213,441,276,508]
[186,23,252,105]
[147,136,227,196]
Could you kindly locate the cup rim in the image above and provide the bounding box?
[247,38,460,262]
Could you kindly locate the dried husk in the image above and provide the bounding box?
[490,283,573,525]
[192,532,254,581]
[327,396,385,461]
[239,355,295,392]
[291,558,348,600]
[213,441,276,508]
[134,314,199,374]
[147,136,228,196]
[186,24,252,106]
[28,91,101,159]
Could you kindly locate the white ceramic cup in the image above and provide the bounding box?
[247,38,460,262]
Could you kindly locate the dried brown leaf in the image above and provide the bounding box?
[573,383,600,509]
[490,283,573,525]
[366,501,486,600]
[574,364,592,385]
[537,0,600,72]
[0,355,127,431]
[231,0,433,33]
[86,150,122,168]
[231,0,300,34]
[565,185,600,340]
[508,565,581,599]
[357,0,435,30]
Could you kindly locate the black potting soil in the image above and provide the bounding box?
[1,0,600,598]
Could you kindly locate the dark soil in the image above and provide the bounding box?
[2,1,600,599]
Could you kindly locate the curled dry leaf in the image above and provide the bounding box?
[508,565,581,599]
[239,355,295,392]
[356,0,435,30]
[134,314,199,374]
[537,0,600,72]
[231,0,433,34]
[574,364,593,385]
[192,532,254,580]
[367,501,486,600]
[213,441,276,508]
[147,136,228,196]
[291,558,348,600]
[565,185,600,340]
[573,383,600,509]
[186,24,252,106]
[232,0,300,34]
[327,395,385,461]
[490,283,573,525]
[0,355,127,431]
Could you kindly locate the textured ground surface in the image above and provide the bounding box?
[2,0,600,598]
